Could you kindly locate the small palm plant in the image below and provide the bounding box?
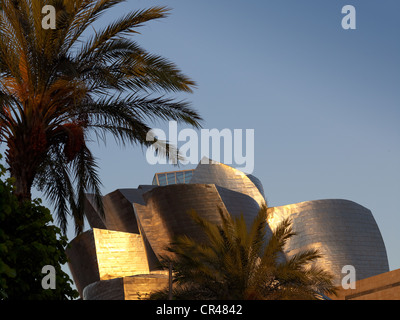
[150,206,337,300]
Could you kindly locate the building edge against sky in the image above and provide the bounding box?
[66,158,393,299]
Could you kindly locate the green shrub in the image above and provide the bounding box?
[0,154,78,300]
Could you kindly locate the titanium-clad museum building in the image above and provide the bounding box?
[66,158,392,300]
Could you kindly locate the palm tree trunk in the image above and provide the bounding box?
[168,262,173,300]
[9,163,34,201]
[5,126,47,201]
[13,172,33,201]
[6,141,38,201]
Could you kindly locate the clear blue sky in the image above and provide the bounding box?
[23,0,400,273]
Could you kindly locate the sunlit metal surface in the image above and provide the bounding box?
[329,268,400,300]
[66,228,156,297]
[267,199,389,285]
[190,158,266,208]
[83,274,169,300]
[93,229,150,280]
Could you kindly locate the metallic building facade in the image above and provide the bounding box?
[267,199,389,283]
[67,159,389,299]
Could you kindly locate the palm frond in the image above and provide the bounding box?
[71,143,103,234]
[152,205,336,300]
[77,6,169,61]
[0,0,200,234]
[62,0,127,53]
[34,145,77,233]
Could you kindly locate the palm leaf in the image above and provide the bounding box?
[0,0,201,233]
[152,206,336,300]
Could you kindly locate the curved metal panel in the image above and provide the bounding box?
[134,184,230,259]
[83,277,124,300]
[267,199,389,285]
[246,174,266,200]
[123,274,169,300]
[66,230,99,297]
[83,274,169,300]
[215,185,267,231]
[102,189,140,233]
[190,159,266,208]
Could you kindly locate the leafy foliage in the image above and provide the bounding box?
[0,0,201,234]
[150,206,337,300]
[0,154,78,300]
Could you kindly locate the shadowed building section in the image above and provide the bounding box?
[134,184,230,260]
[66,230,99,297]
[246,173,266,200]
[215,186,265,231]
[84,194,106,229]
[101,190,140,233]
[66,159,391,299]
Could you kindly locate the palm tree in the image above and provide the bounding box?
[0,0,201,234]
[150,206,337,300]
